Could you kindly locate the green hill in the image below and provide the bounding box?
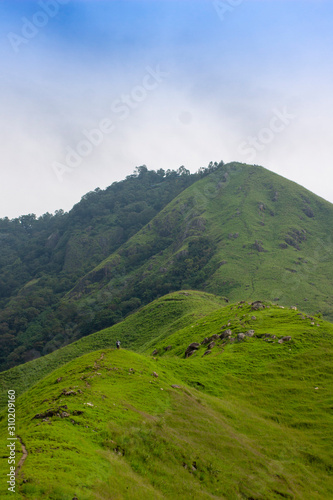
[0,165,208,371]
[69,162,333,318]
[1,161,333,372]
[0,291,226,409]
[0,292,332,499]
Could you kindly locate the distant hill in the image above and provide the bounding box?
[71,162,333,317]
[0,161,333,371]
[0,164,215,371]
[0,291,332,499]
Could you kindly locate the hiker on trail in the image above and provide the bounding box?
[116,340,121,350]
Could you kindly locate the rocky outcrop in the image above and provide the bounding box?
[220,329,232,339]
[251,301,265,311]
[185,343,200,358]
[278,336,292,344]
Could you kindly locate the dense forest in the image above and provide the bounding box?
[0,162,222,370]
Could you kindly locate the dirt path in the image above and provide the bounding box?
[16,436,28,475]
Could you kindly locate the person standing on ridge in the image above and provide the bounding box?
[116,340,121,349]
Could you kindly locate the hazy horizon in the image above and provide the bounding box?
[1,0,333,218]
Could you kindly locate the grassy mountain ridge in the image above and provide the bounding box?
[67,162,333,317]
[0,291,332,499]
[1,161,333,372]
[0,291,226,409]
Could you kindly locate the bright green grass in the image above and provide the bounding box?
[0,291,225,410]
[0,296,332,499]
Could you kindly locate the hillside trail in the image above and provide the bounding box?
[16,436,28,475]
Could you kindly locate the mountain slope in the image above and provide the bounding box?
[0,294,332,499]
[68,162,333,318]
[0,291,226,409]
[1,161,333,372]
[0,166,216,371]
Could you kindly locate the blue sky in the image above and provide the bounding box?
[1,0,333,217]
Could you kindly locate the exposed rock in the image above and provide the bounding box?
[56,377,63,383]
[33,405,68,419]
[237,333,245,341]
[203,350,211,356]
[201,338,209,345]
[152,349,158,355]
[207,341,215,350]
[278,336,292,344]
[251,316,257,320]
[61,412,70,418]
[164,345,172,351]
[62,390,77,396]
[187,342,200,349]
[245,330,255,337]
[152,372,158,378]
[171,385,181,389]
[186,350,196,358]
[251,301,265,310]
[220,329,232,339]
[254,240,265,252]
[185,342,200,358]
[290,306,297,311]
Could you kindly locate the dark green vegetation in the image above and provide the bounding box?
[0,291,332,499]
[1,161,333,371]
[0,164,216,371]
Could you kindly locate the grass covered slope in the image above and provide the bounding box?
[0,295,332,499]
[68,162,333,321]
[2,162,333,373]
[0,291,226,409]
